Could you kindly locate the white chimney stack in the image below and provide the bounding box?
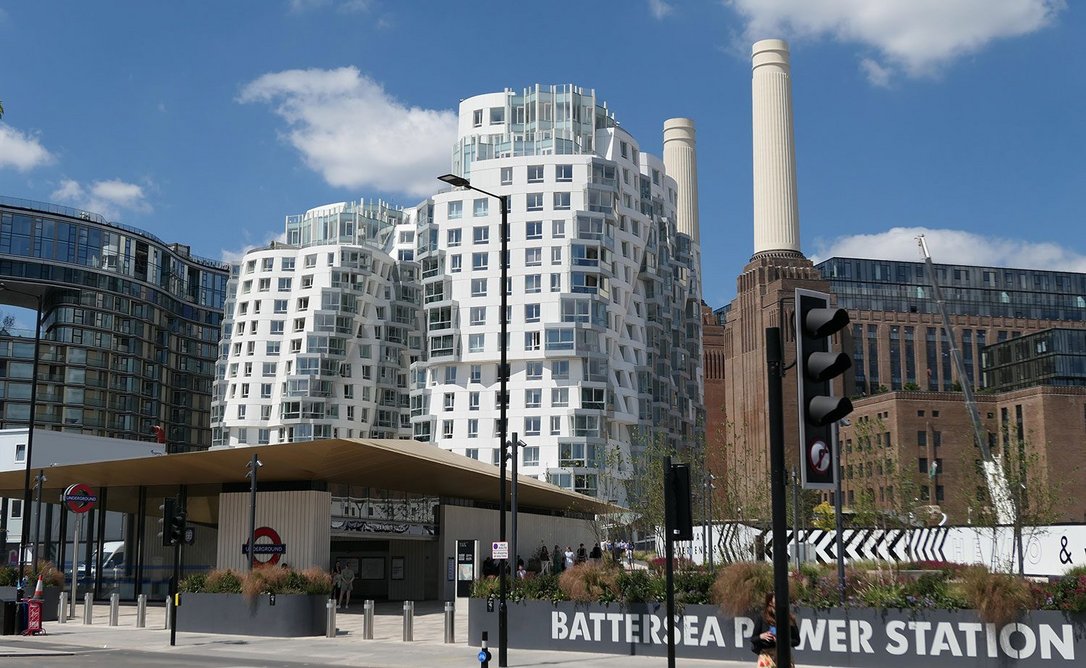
[663,117,700,244]
[752,39,802,257]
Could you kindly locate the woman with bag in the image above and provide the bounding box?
[749,592,799,667]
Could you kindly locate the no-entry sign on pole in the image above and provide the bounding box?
[62,483,97,513]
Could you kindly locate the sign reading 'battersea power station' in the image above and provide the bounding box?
[469,600,1083,666]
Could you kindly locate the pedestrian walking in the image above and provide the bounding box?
[337,562,355,609]
[749,593,799,667]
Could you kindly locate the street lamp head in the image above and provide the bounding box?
[437,173,471,188]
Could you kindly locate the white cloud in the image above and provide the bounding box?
[811,227,1086,272]
[859,58,891,87]
[727,0,1065,81]
[50,178,151,221]
[239,67,457,198]
[649,0,674,20]
[0,124,54,171]
[221,231,288,265]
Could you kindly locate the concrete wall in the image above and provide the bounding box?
[217,490,330,571]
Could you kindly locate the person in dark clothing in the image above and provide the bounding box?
[552,545,563,573]
[589,543,602,561]
[576,543,587,563]
[749,593,799,667]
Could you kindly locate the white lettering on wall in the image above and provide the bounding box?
[827,619,847,652]
[930,622,962,656]
[885,620,908,656]
[959,622,982,657]
[734,616,754,648]
[1000,623,1037,660]
[552,611,568,640]
[850,619,874,654]
[1039,624,1074,660]
[682,615,699,646]
[910,621,932,656]
[799,618,826,652]
[702,616,726,647]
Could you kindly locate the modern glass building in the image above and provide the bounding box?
[0,196,229,448]
[982,328,1086,392]
[816,257,1086,396]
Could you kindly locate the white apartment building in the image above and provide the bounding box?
[211,199,423,446]
[213,84,703,501]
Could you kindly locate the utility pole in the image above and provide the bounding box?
[766,327,793,668]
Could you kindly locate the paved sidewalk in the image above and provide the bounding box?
[0,600,805,667]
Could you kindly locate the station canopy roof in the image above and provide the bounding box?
[0,438,614,515]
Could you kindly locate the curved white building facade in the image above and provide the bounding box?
[214,84,703,500]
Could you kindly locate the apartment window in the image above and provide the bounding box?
[526,362,543,380]
[500,167,513,185]
[524,331,540,351]
[555,164,573,182]
[552,360,569,379]
[447,201,463,219]
[449,254,462,273]
[550,274,561,292]
[273,299,288,313]
[473,226,489,244]
[281,257,295,271]
[525,388,542,409]
[917,430,927,447]
[551,247,562,264]
[469,334,485,353]
[525,248,542,266]
[524,417,541,436]
[552,220,565,238]
[470,198,489,217]
[489,107,504,124]
[526,193,544,211]
[266,341,281,355]
[304,254,317,268]
[472,109,483,127]
[471,278,487,297]
[469,391,480,410]
[550,416,562,435]
[526,221,543,239]
[262,362,276,377]
[15,443,26,463]
[525,274,541,293]
[522,446,540,467]
[297,297,309,311]
[467,306,485,326]
[447,229,462,246]
[552,387,569,407]
[292,317,305,332]
[465,448,478,459]
[470,365,482,383]
[258,278,270,292]
[443,392,455,411]
[472,252,489,271]
[467,419,479,438]
[528,165,544,183]
[260,383,273,398]
[524,303,540,323]
[442,420,454,439]
[553,192,570,210]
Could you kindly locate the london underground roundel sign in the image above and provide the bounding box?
[63,483,97,513]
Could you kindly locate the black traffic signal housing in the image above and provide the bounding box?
[796,289,854,489]
[664,462,694,541]
[158,497,187,546]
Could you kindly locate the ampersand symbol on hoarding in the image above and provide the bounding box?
[1058,535,1073,565]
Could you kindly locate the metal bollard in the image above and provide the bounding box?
[325,598,336,638]
[363,599,374,639]
[109,592,120,626]
[402,600,414,641]
[58,592,68,623]
[83,593,93,625]
[165,595,173,630]
[444,601,455,643]
[478,630,492,667]
[137,594,148,628]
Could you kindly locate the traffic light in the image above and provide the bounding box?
[665,462,694,541]
[796,288,853,489]
[158,497,186,546]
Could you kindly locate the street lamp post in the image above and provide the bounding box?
[438,174,510,667]
[245,454,262,570]
[1,283,43,594]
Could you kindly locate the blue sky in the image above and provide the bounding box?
[0,1,1082,308]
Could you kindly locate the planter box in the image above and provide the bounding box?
[469,599,1086,666]
[0,586,61,622]
[177,593,330,637]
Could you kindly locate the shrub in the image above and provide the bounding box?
[0,567,16,587]
[299,566,333,595]
[959,566,1030,626]
[676,570,716,605]
[558,562,619,603]
[712,562,772,616]
[514,573,566,604]
[202,569,243,594]
[179,572,207,593]
[472,576,500,599]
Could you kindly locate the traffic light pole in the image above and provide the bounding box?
[766,327,794,668]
